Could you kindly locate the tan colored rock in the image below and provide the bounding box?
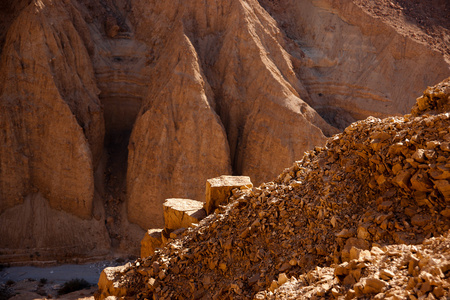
[204,176,253,214]
[126,24,232,229]
[362,278,388,294]
[163,198,206,231]
[2,0,450,270]
[97,266,128,300]
[0,0,103,219]
[379,269,395,280]
[141,229,163,258]
[261,0,450,129]
[411,77,450,116]
[0,193,110,264]
[342,238,370,262]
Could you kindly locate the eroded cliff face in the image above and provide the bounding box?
[0,0,110,262]
[0,0,449,262]
[259,0,450,127]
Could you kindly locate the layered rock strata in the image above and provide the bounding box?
[259,0,450,128]
[0,0,449,262]
[0,0,110,262]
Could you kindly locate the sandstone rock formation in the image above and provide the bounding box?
[95,78,450,299]
[259,0,450,127]
[0,193,110,263]
[1,0,449,262]
[0,0,111,262]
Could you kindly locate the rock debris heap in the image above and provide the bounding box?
[97,78,450,299]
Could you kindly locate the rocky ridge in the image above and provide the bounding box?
[96,78,450,299]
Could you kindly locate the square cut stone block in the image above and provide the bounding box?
[163,198,206,230]
[205,175,253,214]
[140,228,163,258]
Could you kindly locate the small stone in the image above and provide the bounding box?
[433,286,445,298]
[219,263,227,272]
[440,208,450,217]
[362,278,388,294]
[412,149,427,162]
[411,214,431,227]
[426,141,440,150]
[393,170,413,189]
[278,273,289,285]
[158,270,166,280]
[392,164,403,175]
[434,180,450,199]
[378,201,393,211]
[331,216,337,227]
[335,262,350,276]
[376,174,386,185]
[357,225,371,240]
[269,280,278,292]
[410,171,433,192]
[379,269,395,280]
[408,254,420,275]
[336,228,356,238]
[440,142,450,152]
[331,287,342,297]
[342,238,370,262]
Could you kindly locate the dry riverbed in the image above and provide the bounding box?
[0,260,129,299]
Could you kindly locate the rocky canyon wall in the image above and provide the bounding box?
[0,0,448,262]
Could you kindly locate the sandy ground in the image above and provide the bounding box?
[0,261,125,299]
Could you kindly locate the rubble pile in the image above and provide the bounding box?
[96,80,450,299]
[260,231,450,299]
[412,78,450,117]
[139,177,253,260]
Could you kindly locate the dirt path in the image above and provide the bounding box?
[0,261,125,299]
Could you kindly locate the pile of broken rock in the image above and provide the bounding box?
[96,78,450,299]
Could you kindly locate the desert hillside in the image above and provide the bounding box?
[96,78,450,299]
[0,0,449,264]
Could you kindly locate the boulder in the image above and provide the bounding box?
[140,229,163,258]
[163,198,206,231]
[97,266,128,300]
[205,176,253,214]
